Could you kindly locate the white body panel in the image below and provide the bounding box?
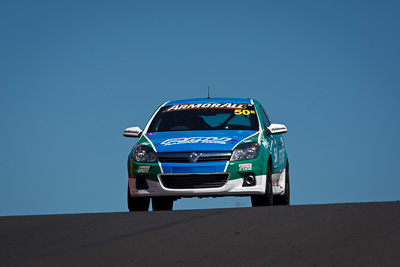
[129,174,286,197]
[130,175,268,197]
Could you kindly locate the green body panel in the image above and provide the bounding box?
[253,99,287,173]
[225,132,268,180]
[128,135,162,182]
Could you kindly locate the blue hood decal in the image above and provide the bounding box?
[145,130,258,152]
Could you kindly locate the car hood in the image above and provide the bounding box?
[144,130,259,153]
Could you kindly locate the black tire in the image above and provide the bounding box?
[127,186,150,211]
[251,160,273,207]
[274,161,290,205]
[152,197,174,211]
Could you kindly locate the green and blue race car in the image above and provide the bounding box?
[123,98,289,211]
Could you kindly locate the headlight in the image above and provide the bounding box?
[134,145,158,163]
[231,142,260,161]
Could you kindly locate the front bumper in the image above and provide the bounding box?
[128,174,267,197]
[128,154,281,197]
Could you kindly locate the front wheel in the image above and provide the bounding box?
[251,160,273,207]
[127,186,150,211]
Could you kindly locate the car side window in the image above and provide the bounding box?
[259,106,271,128]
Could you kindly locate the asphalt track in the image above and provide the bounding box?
[1,202,399,267]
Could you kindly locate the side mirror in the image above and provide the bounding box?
[266,124,287,135]
[123,127,143,138]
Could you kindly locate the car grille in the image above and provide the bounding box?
[159,173,229,189]
[158,152,231,163]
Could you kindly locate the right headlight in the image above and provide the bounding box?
[231,142,260,161]
[133,145,158,163]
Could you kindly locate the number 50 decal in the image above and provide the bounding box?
[234,109,255,115]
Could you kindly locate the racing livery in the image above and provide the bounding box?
[124,98,289,211]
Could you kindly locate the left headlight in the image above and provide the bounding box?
[231,142,260,161]
[133,145,158,163]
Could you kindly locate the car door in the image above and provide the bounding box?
[275,133,286,171]
[259,105,279,170]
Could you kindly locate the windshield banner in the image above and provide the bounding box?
[163,103,248,112]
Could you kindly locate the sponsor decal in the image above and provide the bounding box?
[234,109,256,115]
[271,127,286,133]
[279,149,285,165]
[262,140,269,149]
[239,163,252,171]
[272,137,277,146]
[261,136,269,149]
[163,103,247,112]
[138,166,151,173]
[140,141,151,146]
[125,129,139,134]
[161,137,232,146]
[134,189,154,193]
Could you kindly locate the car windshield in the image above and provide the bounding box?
[148,102,259,132]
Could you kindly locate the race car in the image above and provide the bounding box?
[123,98,289,211]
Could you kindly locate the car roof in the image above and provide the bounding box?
[165,98,254,106]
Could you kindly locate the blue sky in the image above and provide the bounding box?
[1,0,399,216]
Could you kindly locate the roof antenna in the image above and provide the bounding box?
[207,86,210,99]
